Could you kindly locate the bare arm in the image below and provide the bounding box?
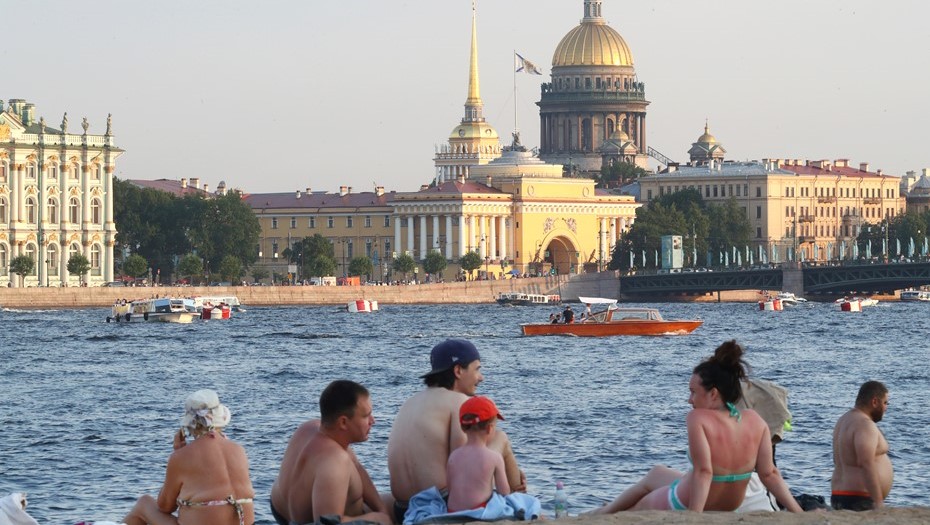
[494,453,511,497]
[449,409,467,452]
[686,413,713,512]
[312,456,392,525]
[755,426,802,512]
[349,448,386,513]
[492,430,526,492]
[854,425,885,509]
[156,450,182,514]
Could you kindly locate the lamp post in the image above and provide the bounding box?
[45,258,49,287]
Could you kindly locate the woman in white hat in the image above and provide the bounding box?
[124,389,255,525]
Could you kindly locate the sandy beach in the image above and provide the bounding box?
[547,508,930,524]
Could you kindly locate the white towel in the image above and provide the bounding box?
[0,493,39,525]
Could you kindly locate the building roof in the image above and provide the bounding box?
[128,179,211,197]
[552,1,633,67]
[779,163,897,179]
[415,180,504,195]
[244,190,397,211]
[653,161,792,178]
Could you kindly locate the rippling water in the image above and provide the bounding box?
[1,301,928,523]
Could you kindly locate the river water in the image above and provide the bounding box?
[1,300,927,523]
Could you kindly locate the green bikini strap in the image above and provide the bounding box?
[725,401,742,422]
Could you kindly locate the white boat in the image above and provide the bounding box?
[191,296,243,312]
[835,296,878,307]
[347,299,379,313]
[108,298,197,323]
[776,292,808,306]
[900,290,930,302]
[496,292,561,306]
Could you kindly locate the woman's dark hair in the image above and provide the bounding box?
[693,340,750,404]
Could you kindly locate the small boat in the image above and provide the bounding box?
[901,289,930,302]
[201,303,232,320]
[108,298,197,323]
[347,299,379,313]
[521,304,702,337]
[776,292,808,306]
[497,292,561,306]
[192,296,244,312]
[835,296,878,307]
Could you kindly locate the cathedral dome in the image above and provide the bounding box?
[552,23,633,67]
[696,123,717,144]
[449,122,499,141]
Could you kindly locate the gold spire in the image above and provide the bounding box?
[464,1,483,121]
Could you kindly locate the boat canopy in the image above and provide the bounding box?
[578,296,618,305]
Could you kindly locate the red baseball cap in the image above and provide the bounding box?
[460,395,505,425]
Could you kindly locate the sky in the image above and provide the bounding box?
[4,0,929,193]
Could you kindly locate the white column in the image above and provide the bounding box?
[60,244,69,285]
[419,215,427,260]
[499,216,508,262]
[105,242,114,282]
[458,215,467,258]
[599,217,609,267]
[489,215,497,259]
[478,215,487,259]
[445,215,453,260]
[38,243,47,287]
[432,215,440,251]
[468,215,477,252]
[12,164,22,222]
[394,214,402,257]
[406,216,414,257]
[610,219,618,243]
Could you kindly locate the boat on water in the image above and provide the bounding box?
[900,289,930,302]
[496,292,561,306]
[108,298,197,323]
[776,292,808,306]
[521,299,701,337]
[192,296,244,312]
[835,296,879,308]
[346,299,379,313]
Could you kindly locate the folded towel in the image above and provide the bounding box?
[0,493,39,525]
[404,487,541,525]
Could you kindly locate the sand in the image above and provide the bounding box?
[540,508,930,524]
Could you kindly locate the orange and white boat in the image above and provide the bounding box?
[521,300,701,337]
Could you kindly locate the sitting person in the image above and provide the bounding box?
[588,341,802,513]
[549,313,561,324]
[447,396,511,512]
[561,306,574,324]
[124,389,255,525]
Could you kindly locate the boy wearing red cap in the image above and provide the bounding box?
[446,396,512,512]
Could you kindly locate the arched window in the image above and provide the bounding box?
[91,198,101,224]
[69,197,80,224]
[0,244,7,276]
[25,197,37,224]
[69,164,79,180]
[92,165,100,180]
[47,244,59,274]
[0,198,7,223]
[26,163,36,179]
[0,162,7,182]
[47,198,58,224]
[48,164,59,179]
[69,243,80,264]
[24,243,37,276]
[90,244,102,276]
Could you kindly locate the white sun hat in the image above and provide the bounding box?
[180,389,231,434]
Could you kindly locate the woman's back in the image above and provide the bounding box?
[170,434,255,525]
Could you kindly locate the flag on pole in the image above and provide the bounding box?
[909,237,915,258]
[896,238,901,257]
[515,53,542,75]
[642,250,647,267]
[629,251,633,268]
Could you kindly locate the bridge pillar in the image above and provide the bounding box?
[783,267,804,296]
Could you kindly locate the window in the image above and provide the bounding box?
[365,239,372,258]
[346,217,353,228]
[713,186,718,197]
[48,164,58,179]
[91,165,100,180]
[786,206,790,216]
[90,244,102,276]
[47,244,59,273]
[757,227,762,238]
[736,185,741,197]
[385,239,391,257]
[26,163,36,179]
[47,198,58,223]
[756,187,762,198]
[309,217,316,228]
[595,78,601,89]
[271,217,278,229]
[69,164,79,179]
[384,215,390,227]
[0,198,6,223]
[347,240,354,259]
[25,198,36,224]
[744,184,748,196]
[756,206,762,219]
[290,217,296,229]
[0,244,6,275]
[272,242,279,257]
[647,190,653,200]
[365,215,372,228]
[91,199,101,224]
[328,216,334,228]
[0,163,5,182]
[25,244,37,275]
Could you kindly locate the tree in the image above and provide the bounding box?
[67,254,91,285]
[305,255,336,277]
[177,254,204,284]
[423,250,447,277]
[250,267,269,283]
[597,161,648,188]
[219,255,243,283]
[10,255,34,287]
[348,256,374,279]
[288,234,335,263]
[459,251,482,280]
[392,253,416,282]
[122,254,149,278]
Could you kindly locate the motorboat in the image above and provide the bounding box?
[201,303,232,320]
[496,292,561,306]
[192,296,244,312]
[521,303,702,337]
[108,298,197,323]
[900,289,930,302]
[775,292,808,306]
[835,296,878,308]
[347,299,379,313]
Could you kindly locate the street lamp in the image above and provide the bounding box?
[45,258,49,287]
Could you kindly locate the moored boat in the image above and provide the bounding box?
[776,292,808,306]
[347,299,379,313]
[521,305,701,337]
[835,296,878,308]
[192,296,244,312]
[900,289,930,302]
[496,292,560,306]
[108,298,197,323]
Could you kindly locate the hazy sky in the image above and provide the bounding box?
[5,0,928,193]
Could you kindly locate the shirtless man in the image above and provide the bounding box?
[831,380,893,511]
[270,380,392,525]
[387,339,525,523]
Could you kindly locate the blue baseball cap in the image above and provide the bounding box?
[421,339,481,377]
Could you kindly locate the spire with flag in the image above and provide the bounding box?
[515,53,542,75]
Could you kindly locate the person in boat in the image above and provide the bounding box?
[387,339,526,524]
[270,380,391,525]
[831,380,892,510]
[123,389,256,525]
[562,306,574,324]
[587,341,802,513]
[549,313,560,324]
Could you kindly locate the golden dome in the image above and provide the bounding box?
[697,122,716,144]
[552,22,633,67]
[450,122,499,141]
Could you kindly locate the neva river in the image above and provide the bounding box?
[1,301,928,523]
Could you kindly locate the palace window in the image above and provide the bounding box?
[744,184,749,196]
[384,215,390,227]
[756,187,762,198]
[290,217,296,229]
[26,163,36,179]
[69,164,79,179]
[24,244,37,275]
[48,164,58,179]
[0,163,6,182]
[385,239,391,257]
[272,242,279,257]
[756,206,762,219]
[271,217,278,229]
[328,216,334,228]
[25,197,37,224]
[91,198,101,224]
[309,217,316,228]
[366,239,372,258]
[346,217,354,228]
[47,198,58,224]
[0,244,6,275]
[365,215,371,228]
[91,165,100,180]
[91,244,102,276]
[47,244,59,273]
[0,198,7,223]
[757,227,762,238]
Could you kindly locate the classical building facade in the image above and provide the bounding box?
[0,99,120,286]
[538,0,650,172]
[637,127,905,262]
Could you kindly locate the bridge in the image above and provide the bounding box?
[619,261,930,298]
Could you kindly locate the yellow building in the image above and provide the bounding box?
[245,3,639,279]
[637,126,905,262]
[0,99,121,286]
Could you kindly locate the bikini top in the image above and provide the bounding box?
[177,495,254,525]
[688,402,753,483]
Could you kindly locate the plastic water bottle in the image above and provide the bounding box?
[553,481,568,518]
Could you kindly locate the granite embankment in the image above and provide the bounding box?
[547,509,930,525]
